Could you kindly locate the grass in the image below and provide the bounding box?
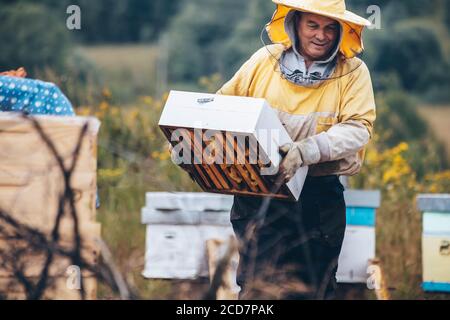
[418,105,450,162]
[78,45,160,103]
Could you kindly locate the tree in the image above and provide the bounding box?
[165,0,248,82]
[372,21,448,92]
[0,0,182,43]
[0,3,71,73]
[220,0,274,79]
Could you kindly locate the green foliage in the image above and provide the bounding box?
[376,91,428,145]
[220,0,274,78]
[0,2,71,73]
[166,0,249,81]
[66,0,181,43]
[347,0,447,19]
[374,90,447,176]
[34,50,103,107]
[371,21,449,92]
[0,0,181,43]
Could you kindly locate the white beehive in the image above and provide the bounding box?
[159,90,308,201]
[141,193,238,285]
[142,191,381,292]
[336,190,380,283]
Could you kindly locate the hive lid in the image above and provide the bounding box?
[0,113,101,135]
[159,90,266,133]
[145,192,233,211]
[141,208,231,226]
[344,190,381,208]
[417,194,450,212]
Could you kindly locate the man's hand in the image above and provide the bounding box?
[277,136,320,183]
[278,143,304,183]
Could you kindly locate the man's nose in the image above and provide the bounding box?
[315,29,326,42]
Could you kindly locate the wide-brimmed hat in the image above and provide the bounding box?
[266,0,371,59]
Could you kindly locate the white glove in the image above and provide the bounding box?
[278,137,320,183]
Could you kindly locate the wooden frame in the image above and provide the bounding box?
[161,125,295,200]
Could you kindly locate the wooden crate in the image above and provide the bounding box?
[161,126,296,199]
[0,222,101,278]
[0,115,98,229]
[0,114,100,299]
[159,91,308,201]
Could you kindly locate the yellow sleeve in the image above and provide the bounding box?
[308,60,376,174]
[338,60,376,138]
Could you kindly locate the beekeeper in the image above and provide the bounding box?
[217,0,376,299]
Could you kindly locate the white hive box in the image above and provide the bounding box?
[336,190,380,283]
[417,194,450,293]
[141,192,238,289]
[158,90,308,201]
[142,191,381,287]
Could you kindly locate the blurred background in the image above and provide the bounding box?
[1,0,449,299]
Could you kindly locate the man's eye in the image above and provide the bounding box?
[308,24,318,29]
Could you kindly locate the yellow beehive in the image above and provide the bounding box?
[417,194,450,293]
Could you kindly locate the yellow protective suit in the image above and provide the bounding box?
[217,43,376,177]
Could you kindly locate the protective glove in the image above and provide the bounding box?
[278,137,321,183]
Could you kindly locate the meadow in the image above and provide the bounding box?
[419,106,450,162]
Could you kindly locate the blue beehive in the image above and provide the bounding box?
[345,190,379,227]
[417,194,450,293]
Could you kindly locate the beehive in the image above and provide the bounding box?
[159,90,308,201]
[141,192,236,281]
[417,194,450,293]
[142,191,381,289]
[0,114,100,300]
[337,190,380,283]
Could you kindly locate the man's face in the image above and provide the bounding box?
[296,12,340,61]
